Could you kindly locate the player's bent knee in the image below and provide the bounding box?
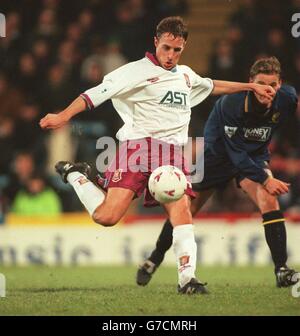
[92,212,118,227]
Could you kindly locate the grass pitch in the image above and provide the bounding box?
[0,265,299,316]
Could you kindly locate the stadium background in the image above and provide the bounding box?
[0,0,299,267]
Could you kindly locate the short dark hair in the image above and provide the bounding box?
[250,56,281,78]
[156,16,188,41]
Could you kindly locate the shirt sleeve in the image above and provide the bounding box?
[80,77,118,109]
[189,70,214,108]
[80,62,143,109]
[220,97,269,184]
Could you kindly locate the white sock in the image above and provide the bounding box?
[173,224,197,288]
[67,172,105,216]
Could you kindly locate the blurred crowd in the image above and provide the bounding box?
[0,0,299,219]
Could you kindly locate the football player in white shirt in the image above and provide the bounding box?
[40,16,275,294]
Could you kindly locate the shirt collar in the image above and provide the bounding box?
[145,52,160,66]
[245,90,279,118]
[145,52,177,72]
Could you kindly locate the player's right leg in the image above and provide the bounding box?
[55,161,135,226]
[162,194,210,294]
[136,148,235,286]
[136,189,214,286]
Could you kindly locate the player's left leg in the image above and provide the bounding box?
[162,195,208,294]
[240,178,299,287]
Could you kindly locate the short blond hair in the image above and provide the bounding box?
[250,56,281,78]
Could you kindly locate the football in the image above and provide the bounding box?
[148,165,188,203]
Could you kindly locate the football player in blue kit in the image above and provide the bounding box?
[137,56,300,289]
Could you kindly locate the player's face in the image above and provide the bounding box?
[250,73,281,106]
[154,33,186,70]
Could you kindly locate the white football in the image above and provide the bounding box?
[148,165,187,204]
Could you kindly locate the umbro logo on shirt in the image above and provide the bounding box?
[147,77,159,83]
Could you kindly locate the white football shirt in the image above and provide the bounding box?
[81,53,213,145]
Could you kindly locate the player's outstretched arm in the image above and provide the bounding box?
[39,96,86,130]
[212,80,275,100]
